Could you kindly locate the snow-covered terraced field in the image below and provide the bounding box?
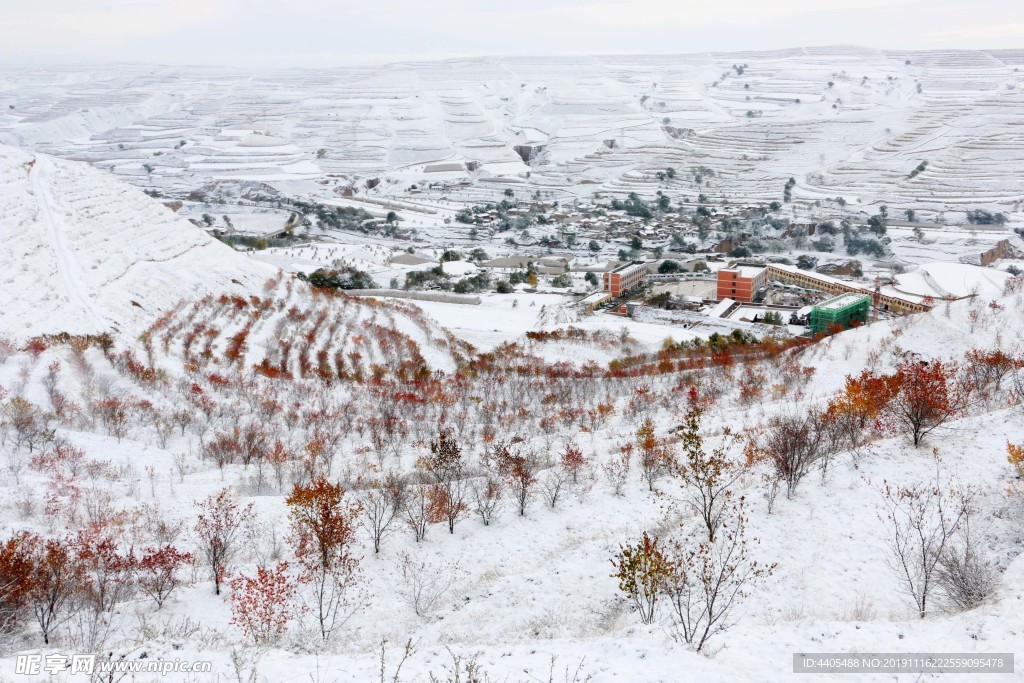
[146,274,471,380]
[1,47,1022,221]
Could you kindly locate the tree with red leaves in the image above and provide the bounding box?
[136,546,192,609]
[494,442,540,517]
[193,489,255,595]
[823,369,893,458]
[72,529,136,615]
[27,537,82,644]
[885,359,970,447]
[92,397,130,442]
[286,477,362,640]
[560,440,588,488]
[962,348,1022,408]
[610,531,674,625]
[0,533,36,638]
[636,418,672,491]
[419,430,468,533]
[229,561,299,644]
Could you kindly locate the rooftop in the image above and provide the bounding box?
[721,266,767,278]
[482,256,534,269]
[389,253,436,266]
[768,263,939,306]
[612,261,647,274]
[707,298,735,318]
[814,293,871,311]
[578,291,612,305]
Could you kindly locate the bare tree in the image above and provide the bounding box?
[540,463,570,510]
[360,472,406,554]
[397,552,460,618]
[936,514,997,612]
[602,447,632,497]
[879,473,972,618]
[665,499,775,652]
[4,397,55,453]
[752,409,830,498]
[471,476,503,526]
[426,649,498,683]
[676,409,743,541]
[404,486,432,543]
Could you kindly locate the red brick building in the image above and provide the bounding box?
[603,262,648,297]
[716,266,767,303]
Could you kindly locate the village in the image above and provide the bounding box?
[192,181,1023,343]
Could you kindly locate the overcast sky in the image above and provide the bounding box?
[0,0,1021,67]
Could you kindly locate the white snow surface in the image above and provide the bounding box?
[893,262,1011,299]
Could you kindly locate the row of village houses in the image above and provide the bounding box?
[437,250,935,314]
[591,261,934,314]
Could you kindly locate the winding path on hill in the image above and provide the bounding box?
[29,156,105,331]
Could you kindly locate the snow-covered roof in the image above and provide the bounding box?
[389,253,436,266]
[441,261,478,276]
[893,263,1010,299]
[482,256,534,269]
[578,291,612,306]
[707,299,735,318]
[723,266,767,279]
[815,292,870,310]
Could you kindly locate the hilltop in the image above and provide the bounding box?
[0,145,274,341]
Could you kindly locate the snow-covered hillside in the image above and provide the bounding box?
[1,254,1022,681]
[0,145,274,341]
[145,273,472,378]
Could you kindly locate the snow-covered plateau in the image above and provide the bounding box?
[3,47,1024,219]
